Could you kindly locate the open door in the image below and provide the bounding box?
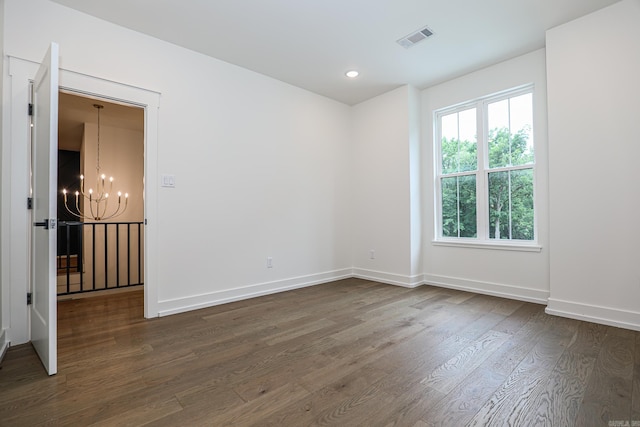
[31,43,59,375]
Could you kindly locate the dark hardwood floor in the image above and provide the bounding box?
[1,278,639,426]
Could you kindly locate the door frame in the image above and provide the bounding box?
[5,55,161,346]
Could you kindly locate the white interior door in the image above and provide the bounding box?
[31,42,59,375]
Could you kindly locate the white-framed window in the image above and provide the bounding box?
[435,85,536,246]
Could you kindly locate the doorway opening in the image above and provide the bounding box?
[56,91,145,301]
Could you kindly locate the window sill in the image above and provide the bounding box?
[432,239,542,253]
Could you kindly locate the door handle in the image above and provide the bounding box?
[34,219,49,229]
[34,219,56,230]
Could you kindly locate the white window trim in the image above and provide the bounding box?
[433,84,538,249]
[432,239,542,252]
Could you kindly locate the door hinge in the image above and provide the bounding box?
[27,197,33,210]
[28,103,33,116]
[27,292,32,305]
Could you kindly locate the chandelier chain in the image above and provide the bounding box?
[95,104,102,174]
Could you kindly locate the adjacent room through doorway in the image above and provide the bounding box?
[56,92,145,303]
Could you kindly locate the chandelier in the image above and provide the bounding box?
[62,104,128,221]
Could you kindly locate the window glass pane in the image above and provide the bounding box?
[488,100,509,169]
[441,177,458,237]
[488,99,509,136]
[440,109,476,174]
[441,113,458,175]
[488,94,534,169]
[510,168,534,240]
[441,175,476,238]
[488,169,534,240]
[458,175,477,237]
[488,171,509,238]
[458,109,477,172]
[509,93,534,166]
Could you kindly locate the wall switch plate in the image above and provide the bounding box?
[161,174,176,188]
[370,249,375,259]
[266,257,273,268]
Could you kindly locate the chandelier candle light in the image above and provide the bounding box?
[62,104,128,221]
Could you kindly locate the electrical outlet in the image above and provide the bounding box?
[266,257,273,268]
[370,249,375,259]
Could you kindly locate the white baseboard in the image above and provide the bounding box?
[0,329,9,363]
[158,269,548,317]
[64,264,640,333]
[546,298,640,331]
[352,268,423,288]
[423,273,549,304]
[157,268,353,317]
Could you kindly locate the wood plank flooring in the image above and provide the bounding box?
[1,278,639,426]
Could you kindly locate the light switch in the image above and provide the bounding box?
[161,174,175,188]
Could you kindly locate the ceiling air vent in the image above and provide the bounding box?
[397,25,435,49]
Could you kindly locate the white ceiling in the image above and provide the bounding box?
[51,0,619,105]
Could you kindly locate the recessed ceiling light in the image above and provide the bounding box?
[345,70,359,78]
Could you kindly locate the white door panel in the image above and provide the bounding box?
[31,42,59,376]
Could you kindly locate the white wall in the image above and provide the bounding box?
[408,86,423,278]
[422,49,550,303]
[0,0,8,358]
[352,85,422,287]
[1,0,353,343]
[546,0,640,330]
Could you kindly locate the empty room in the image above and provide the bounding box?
[1,0,639,425]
